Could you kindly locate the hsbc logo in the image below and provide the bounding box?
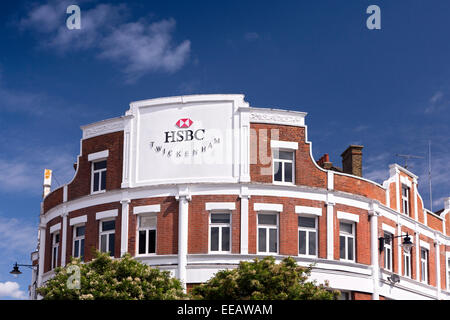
[176,118,193,128]
[165,118,205,143]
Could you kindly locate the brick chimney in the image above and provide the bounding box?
[317,154,333,170]
[341,145,363,177]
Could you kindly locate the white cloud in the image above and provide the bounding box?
[0,145,75,195]
[19,2,191,81]
[425,90,449,114]
[0,282,27,300]
[99,18,190,82]
[0,216,37,255]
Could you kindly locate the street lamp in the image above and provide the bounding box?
[379,233,413,254]
[9,262,36,275]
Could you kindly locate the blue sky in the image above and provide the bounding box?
[0,0,449,299]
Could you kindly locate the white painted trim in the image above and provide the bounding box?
[420,240,430,250]
[133,204,161,214]
[96,209,118,220]
[69,215,87,226]
[382,223,396,235]
[337,211,360,223]
[400,176,412,188]
[88,150,109,162]
[49,223,61,234]
[295,206,322,216]
[205,202,236,211]
[254,203,283,212]
[270,140,298,150]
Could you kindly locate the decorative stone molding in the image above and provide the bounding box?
[249,109,306,127]
[81,118,124,139]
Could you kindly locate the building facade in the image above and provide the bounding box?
[31,94,450,300]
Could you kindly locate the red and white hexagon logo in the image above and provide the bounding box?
[176,118,193,128]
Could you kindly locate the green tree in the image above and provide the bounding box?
[190,256,339,300]
[37,251,186,300]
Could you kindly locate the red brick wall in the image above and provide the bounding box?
[389,182,397,211]
[63,202,121,267]
[188,195,241,254]
[427,213,443,233]
[129,197,179,256]
[334,204,371,265]
[248,196,325,257]
[45,217,62,273]
[43,187,63,213]
[334,174,385,205]
[250,123,327,188]
[68,131,123,202]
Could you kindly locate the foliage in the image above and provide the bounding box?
[190,256,339,300]
[37,251,186,300]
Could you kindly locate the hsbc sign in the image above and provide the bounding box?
[134,98,237,185]
[165,118,206,143]
[149,117,221,159]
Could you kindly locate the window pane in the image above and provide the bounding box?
[258,228,266,252]
[108,233,115,256]
[348,237,354,261]
[55,233,60,243]
[340,236,346,259]
[80,239,84,260]
[309,231,316,256]
[74,240,79,258]
[211,213,230,224]
[222,227,230,251]
[100,234,107,252]
[101,170,106,190]
[139,230,146,254]
[299,231,306,255]
[340,222,353,235]
[258,214,277,225]
[384,232,391,245]
[140,215,157,228]
[284,162,293,182]
[210,227,219,251]
[102,220,115,231]
[299,216,316,228]
[148,230,156,253]
[76,226,85,237]
[269,228,277,253]
[278,151,293,160]
[93,172,99,191]
[273,161,282,181]
[94,160,107,170]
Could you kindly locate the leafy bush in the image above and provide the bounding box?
[190,256,339,300]
[37,251,186,300]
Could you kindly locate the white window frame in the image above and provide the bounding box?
[136,214,157,256]
[99,219,116,256]
[72,224,85,260]
[420,247,429,284]
[403,249,412,278]
[297,215,318,257]
[208,212,232,254]
[91,159,107,194]
[402,184,410,216]
[383,232,393,271]
[257,212,279,255]
[339,222,355,262]
[51,231,60,270]
[272,148,295,185]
